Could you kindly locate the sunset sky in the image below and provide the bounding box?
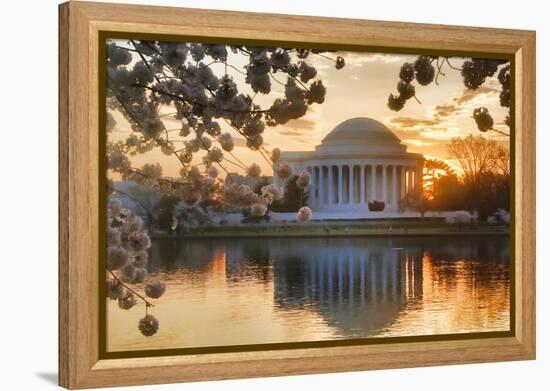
[108,41,510,178]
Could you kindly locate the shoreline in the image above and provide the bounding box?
[150,224,510,239]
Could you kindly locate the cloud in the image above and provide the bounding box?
[432,85,500,120]
[432,104,456,118]
[401,139,435,147]
[288,118,316,129]
[277,117,317,137]
[390,117,440,128]
[279,130,304,137]
[233,136,270,148]
[341,52,408,67]
[391,128,423,140]
[389,84,502,144]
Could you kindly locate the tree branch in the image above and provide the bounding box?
[108,269,154,307]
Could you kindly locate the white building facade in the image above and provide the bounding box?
[274,117,424,213]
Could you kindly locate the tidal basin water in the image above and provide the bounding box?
[107,236,510,352]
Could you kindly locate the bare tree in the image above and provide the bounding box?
[494,146,511,177]
[447,135,502,183]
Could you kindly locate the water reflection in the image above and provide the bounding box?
[107,236,510,352]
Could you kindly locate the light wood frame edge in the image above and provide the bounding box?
[58,1,536,389]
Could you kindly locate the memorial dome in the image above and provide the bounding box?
[315,117,406,156]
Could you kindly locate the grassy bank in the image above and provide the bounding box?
[151,220,509,239]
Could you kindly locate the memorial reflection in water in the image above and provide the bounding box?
[107,236,510,352]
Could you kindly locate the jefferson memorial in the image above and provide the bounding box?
[274,117,424,213]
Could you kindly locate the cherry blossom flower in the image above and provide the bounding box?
[296,206,313,223]
[118,293,137,310]
[179,122,190,137]
[296,170,311,188]
[261,184,283,202]
[138,314,159,336]
[107,228,121,247]
[125,215,144,233]
[247,163,262,178]
[200,135,212,150]
[128,231,152,252]
[119,263,137,283]
[205,147,223,163]
[106,278,123,300]
[270,48,291,69]
[445,211,472,225]
[276,161,293,179]
[299,61,317,83]
[133,251,148,268]
[496,209,510,224]
[207,166,219,178]
[219,132,234,152]
[250,202,268,217]
[271,148,281,162]
[145,279,166,299]
[246,134,263,150]
[182,191,202,208]
[133,268,147,283]
[107,246,129,270]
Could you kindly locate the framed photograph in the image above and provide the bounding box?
[59,1,536,389]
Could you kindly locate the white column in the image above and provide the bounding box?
[328,165,334,205]
[360,165,366,205]
[401,166,407,197]
[338,165,343,205]
[409,167,414,192]
[319,166,324,207]
[371,165,377,202]
[403,167,408,194]
[309,166,316,208]
[382,165,388,204]
[399,166,407,198]
[416,164,422,195]
[392,165,397,206]
[349,165,354,204]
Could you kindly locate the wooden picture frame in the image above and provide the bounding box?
[59,1,536,388]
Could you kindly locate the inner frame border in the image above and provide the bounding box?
[97,30,516,360]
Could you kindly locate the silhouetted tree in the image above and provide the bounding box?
[270,175,309,212]
[423,158,455,201]
[155,195,180,231]
[431,174,466,211]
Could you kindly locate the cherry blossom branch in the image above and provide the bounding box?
[111,91,189,169]
[269,72,286,86]
[313,52,338,62]
[489,128,511,137]
[257,147,274,168]
[133,83,270,114]
[218,117,275,171]
[124,167,186,187]
[434,57,446,86]
[108,269,154,307]
[445,57,462,71]
[130,40,161,84]
[237,47,311,92]
[222,156,248,170]
[226,149,248,168]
